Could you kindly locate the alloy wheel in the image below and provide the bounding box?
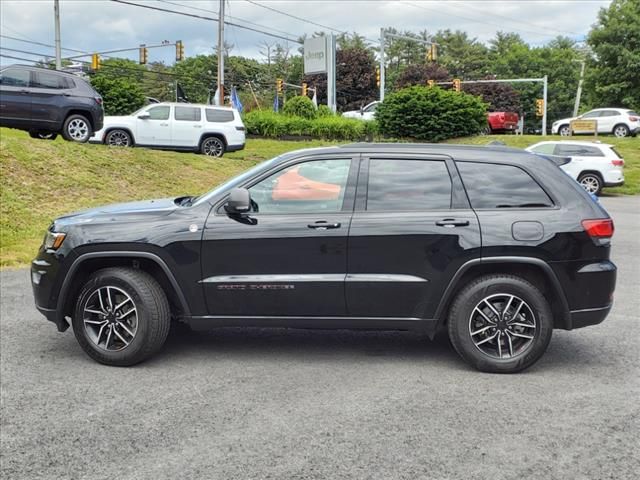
[613,125,629,138]
[83,286,138,351]
[202,137,224,156]
[559,126,570,136]
[67,118,89,141]
[107,131,130,147]
[468,293,536,359]
[579,175,600,194]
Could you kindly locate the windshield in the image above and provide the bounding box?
[191,153,290,206]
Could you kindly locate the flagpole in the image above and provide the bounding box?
[217,0,225,106]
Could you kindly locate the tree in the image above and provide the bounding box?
[432,29,490,79]
[90,75,145,115]
[395,63,450,89]
[463,79,521,112]
[586,0,640,110]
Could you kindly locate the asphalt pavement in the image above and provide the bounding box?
[1,196,639,480]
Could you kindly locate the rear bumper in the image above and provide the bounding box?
[226,143,245,152]
[604,180,624,187]
[568,305,612,329]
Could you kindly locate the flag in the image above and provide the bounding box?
[176,83,189,103]
[213,87,221,106]
[273,94,279,112]
[311,89,318,108]
[230,86,243,113]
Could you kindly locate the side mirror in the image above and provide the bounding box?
[224,188,251,214]
[138,112,150,119]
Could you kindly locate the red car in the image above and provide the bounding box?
[486,112,519,134]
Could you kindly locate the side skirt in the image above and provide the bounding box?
[184,315,438,335]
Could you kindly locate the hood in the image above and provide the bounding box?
[54,198,178,228]
[553,116,577,125]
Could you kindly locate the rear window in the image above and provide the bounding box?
[32,71,73,89]
[174,106,201,121]
[627,111,638,117]
[457,162,553,209]
[611,147,624,159]
[205,109,234,123]
[554,144,604,157]
[366,159,452,211]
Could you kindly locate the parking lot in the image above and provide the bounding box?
[1,195,638,480]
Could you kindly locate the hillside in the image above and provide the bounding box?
[1,128,637,267]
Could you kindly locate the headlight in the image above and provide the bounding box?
[44,231,66,250]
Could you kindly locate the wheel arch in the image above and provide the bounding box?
[577,170,604,183]
[65,109,96,131]
[57,252,190,326]
[434,257,571,330]
[612,123,630,135]
[103,127,135,145]
[199,132,227,149]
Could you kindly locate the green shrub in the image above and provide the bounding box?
[283,96,317,119]
[316,105,334,117]
[376,86,487,141]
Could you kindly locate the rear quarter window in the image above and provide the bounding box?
[205,109,234,122]
[457,162,553,209]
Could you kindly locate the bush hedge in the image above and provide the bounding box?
[282,96,317,119]
[243,110,377,141]
[375,86,487,141]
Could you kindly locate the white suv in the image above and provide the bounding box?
[551,108,639,138]
[91,102,245,157]
[526,141,624,195]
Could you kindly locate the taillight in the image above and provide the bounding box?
[611,159,624,167]
[582,219,614,244]
[629,116,638,122]
[95,97,103,105]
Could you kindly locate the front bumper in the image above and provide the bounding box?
[226,143,245,153]
[31,251,70,332]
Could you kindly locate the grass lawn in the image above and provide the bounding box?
[1,128,637,267]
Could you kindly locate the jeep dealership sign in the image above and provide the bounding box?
[304,36,327,74]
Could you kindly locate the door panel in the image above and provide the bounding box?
[0,68,31,125]
[136,105,171,145]
[346,156,481,319]
[171,105,202,147]
[200,156,357,317]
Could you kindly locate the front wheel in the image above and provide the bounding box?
[447,275,553,373]
[577,172,603,196]
[106,129,132,147]
[201,136,225,157]
[559,124,571,136]
[613,124,630,138]
[62,114,92,143]
[72,267,171,366]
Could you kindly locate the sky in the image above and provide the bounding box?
[0,0,611,67]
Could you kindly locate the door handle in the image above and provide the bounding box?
[19,89,29,94]
[193,125,202,128]
[436,219,470,228]
[308,221,341,230]
[160,123,169,126]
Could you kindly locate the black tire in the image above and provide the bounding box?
[577,172,603,196]
[558,124,570,136]
[447,274,553,373]
[29,131,58,140]
[612,124,630,138]
[62,114,92,143]
[72,267,170,366]
[200,136,225,157]
[105,129,133,147]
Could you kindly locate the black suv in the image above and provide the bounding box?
[31,144,616,372]
[0,65,103,142]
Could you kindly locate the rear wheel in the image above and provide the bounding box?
[72,268,171,366]
[559,124,570,136]
[106,129,132,147]
[29,131,58,140]
[62,114,92,143]
[447,274,553,373]
[577,172,603,195]
[613,124,630,138]
[201,136,225,157]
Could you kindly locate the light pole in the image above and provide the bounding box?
[54,0,62,70]
[217,0,225,105]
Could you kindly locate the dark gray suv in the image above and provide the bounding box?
[0,65,103,142]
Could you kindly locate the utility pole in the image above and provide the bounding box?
[573,60,586,117]
[54,0,62,70]
[217,0,225,105]
[327,33,336,112]
[542,75,548,136]
[379,28,385,101]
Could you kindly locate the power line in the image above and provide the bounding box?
[244,0,345,34]
[110,0,302,44]
[0,47,53,58]
[0,34,87,55]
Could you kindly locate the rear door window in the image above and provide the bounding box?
[554,144,604,157]
[457,162,553,209]
[0,68,30,87]
[32,71,68,89]
[366,159,452,211]
[205,109,234,122]
[174,106,201,121]
[530,144,555,154]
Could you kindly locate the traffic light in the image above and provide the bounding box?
[175,40,184,61]
[276,78,283,94]
[427,79,435,88]
[452,78,461,92]
[301,82,308,96]
[139,45,148,65]
[535,98,544,117]
[376,67,380,87]
[426,44,437,62]
[91,53,101,70]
